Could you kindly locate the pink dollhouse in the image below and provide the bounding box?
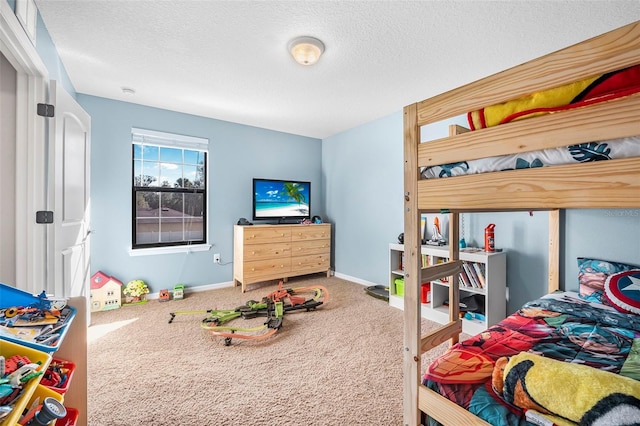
[90,271,123,312]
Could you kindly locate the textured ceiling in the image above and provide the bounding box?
[35,1,640,139]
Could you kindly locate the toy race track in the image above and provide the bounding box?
[168,281,329,346]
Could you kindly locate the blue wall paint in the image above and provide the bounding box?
[323,111,403,284]
[78,94,322,291]
[34,11,75,97]
[562,208,640,288]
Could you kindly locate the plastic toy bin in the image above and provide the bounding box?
[0,340,53,426]
[42,358,76,395]
[0,283,76,353]
[394,278,404,297]
[55,407,78,426]
[23,385,65,426]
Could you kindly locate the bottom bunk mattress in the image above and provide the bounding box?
[422,291,640,426]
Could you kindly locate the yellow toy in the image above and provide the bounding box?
[493,352,640,425]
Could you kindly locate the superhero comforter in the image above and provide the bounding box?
[423,292,640,426]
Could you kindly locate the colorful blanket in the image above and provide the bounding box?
[467,64,640,130]
[423,292,640,426]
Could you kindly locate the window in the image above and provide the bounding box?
[132,128,208,249]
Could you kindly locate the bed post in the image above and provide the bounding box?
[448,212,460,343]
[548,209,560,293]
[403,103,421,426]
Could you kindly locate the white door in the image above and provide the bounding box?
[49,81,91,314]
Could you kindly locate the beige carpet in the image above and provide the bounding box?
[87,275,450,425]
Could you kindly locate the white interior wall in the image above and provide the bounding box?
[0,51,17,285]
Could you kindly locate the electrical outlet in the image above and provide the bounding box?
[214,253,221,264]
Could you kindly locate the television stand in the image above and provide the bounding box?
[277,218,302,225]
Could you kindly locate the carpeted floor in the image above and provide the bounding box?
[87,275,450,425]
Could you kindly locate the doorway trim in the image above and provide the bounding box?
[1,1,49,293]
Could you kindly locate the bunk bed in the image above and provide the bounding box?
[402,21,640,426]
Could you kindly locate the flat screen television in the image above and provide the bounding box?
[253,178,311,222]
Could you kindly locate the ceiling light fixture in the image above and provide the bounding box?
[121,87,136,95]
[288,36,325,66]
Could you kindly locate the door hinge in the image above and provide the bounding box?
[36,211,54,224]
[37,103,55,117]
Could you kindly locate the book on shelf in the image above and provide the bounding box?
[461,262,478,288]
[459,272,471,288]
[472,262,486,288]
[466,262,482,288]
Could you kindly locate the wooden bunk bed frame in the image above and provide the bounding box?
[402,21,640,426]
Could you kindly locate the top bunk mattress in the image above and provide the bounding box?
[422,135,640,179]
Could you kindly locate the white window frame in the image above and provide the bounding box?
[130,128,210,254]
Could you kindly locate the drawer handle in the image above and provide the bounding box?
[251,251,256,255]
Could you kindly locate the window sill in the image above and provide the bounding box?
[128,244,211,257]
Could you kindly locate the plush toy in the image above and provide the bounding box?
[493,352,640,425]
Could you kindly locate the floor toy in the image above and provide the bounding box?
[168,281,329,346]
[158,289,170,302]
[173,284,185,300]
[90,271,122,312]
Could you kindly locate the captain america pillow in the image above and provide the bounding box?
[605,270,640,315]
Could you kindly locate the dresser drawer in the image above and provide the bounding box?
[244,243,291,261]
[244,258,291,280]
[290,224,330,241]
[291,253,330,273]
[243,226,291,244]
[291,239,330,256]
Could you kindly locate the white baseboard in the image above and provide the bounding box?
[332,271,379,287]
[146,280,235,299]
[147,273,379,299]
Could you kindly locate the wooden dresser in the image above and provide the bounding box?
[233,223,331,292]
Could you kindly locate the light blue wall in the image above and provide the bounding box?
[77,95,322,292]
[323,111,404,284]
[35,11,75,97]
[562,209,640,287]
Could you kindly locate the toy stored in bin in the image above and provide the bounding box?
[21,385,65,425]
[41,358,76,395]
[0,283,76,353]
[0,340,52,426]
